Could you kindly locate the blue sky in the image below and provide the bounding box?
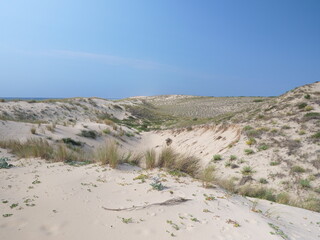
[0,0,319,98]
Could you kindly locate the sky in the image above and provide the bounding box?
[0,0,319,98]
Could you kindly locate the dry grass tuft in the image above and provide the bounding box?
[95,141,120,168]
[145,149,157,169]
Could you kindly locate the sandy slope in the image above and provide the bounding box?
[1,156,319,240]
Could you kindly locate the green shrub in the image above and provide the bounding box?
[304,94,311,99]
[229,155,237,161]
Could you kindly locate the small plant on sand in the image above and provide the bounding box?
[122,217,133,224]
[244,149,254,155]
[213,154,222,161]
[30,127,36,135]
[291,165,305,173]
[246,138,256,145]
[79,129,98,139]
[150,177,165,191]
[299,179,311,188]
[95,141,119,168]
[145,149,156,169]
[201,165,215,188]
[241,166,254,175]
[46,123,56,133]
[268,223,289,239]
[258,144,269,151]
[158,147,177,168]
[259,178,268,184]
[229,155,237,161]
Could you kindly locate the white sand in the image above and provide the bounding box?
[0,156,319,240]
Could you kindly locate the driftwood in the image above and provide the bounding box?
[102,197,191,212]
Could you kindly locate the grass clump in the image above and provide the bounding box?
[201,165,215,188]
[158,147,177,168]
[62,138,82,147]
[270,161,280,166]
[241,166,254,175]
[229,155,237,161]
[259,178,268,184]
[95,141,120,168]
[299,179,311,188]
[244,149,254,155]
[145,149,156,169]
[291,165,305,173]
[246,138,256,145]
[238,186,276,202]
[258,144,269,151]
[303,112,320,120]
[30,127,36,135]
[311,132,320,139]
[297,102,307,109]
[79,130,98,139]
[0,138,54,160]
[213,154,222,161]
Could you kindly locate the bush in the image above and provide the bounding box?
[229,155,237,161]
[79,130,98,139]
[304,94,311,99]
[145,149,156,169]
